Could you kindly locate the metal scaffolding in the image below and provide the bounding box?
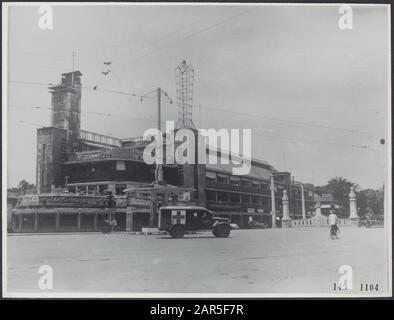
[175,60,196,129]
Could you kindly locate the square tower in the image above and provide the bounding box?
[36,127,67,193]
[49,71,82,155]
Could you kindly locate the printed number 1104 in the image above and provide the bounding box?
[360,284,379,292]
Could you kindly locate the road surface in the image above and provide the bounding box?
[6,227,389,296]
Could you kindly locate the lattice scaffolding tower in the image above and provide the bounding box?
[175,60,196,129]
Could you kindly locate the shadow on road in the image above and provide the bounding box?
[156,236,232,240]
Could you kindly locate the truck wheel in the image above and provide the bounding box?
[170,225,185,238]
[214,224,230,238]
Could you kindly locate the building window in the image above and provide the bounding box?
[76,186,86,194]
[206,191,216,202]
[230,193,241,203]
[42,144,46,161]
[217,174,229,184]
[241,194,251,204]
[206,171,216,183]
[217,192,228,202]
[252,196,260,205]
[230,176,241,186]
[68,187,76,193]
[251,180,260,189]
[88,185,97,194]
[99,184,108,194]
[138,192,151,199]
[261,183,270,191]
[115,184,127,195]
[241,179,251,187]
[116,161,126,171]
[40,170,45,189]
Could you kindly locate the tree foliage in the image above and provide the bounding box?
[317,177,383,218]
[326,177,358,214]
[7,180,37,195]
[358,188,384,216]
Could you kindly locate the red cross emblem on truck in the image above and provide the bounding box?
[171,210,186,224]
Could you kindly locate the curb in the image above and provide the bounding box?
[7,230,209,236]
[7,231,169,236]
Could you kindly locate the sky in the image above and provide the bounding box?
[5,4,390,189]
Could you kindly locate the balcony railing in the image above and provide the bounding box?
[121,137,144,143]
[68,148,144,162]
[207,201,271,213]
[206,180,272,195]
[79,130,122,147]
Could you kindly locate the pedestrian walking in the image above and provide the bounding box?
[328,209,339,239]
[110,217,118,232]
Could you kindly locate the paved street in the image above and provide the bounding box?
[6,227,388,296]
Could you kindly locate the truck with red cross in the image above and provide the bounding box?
[158,206,231,238]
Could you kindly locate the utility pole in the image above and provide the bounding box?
[291,175,295,218]
[157,87,161,130]
[140,87,172,131]
[271,175,276,228]
[300,183,306,220]
[292,179,307,220]
[139,87,172,228]
[199,104,202,128]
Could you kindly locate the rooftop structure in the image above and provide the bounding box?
[175,60,196,129]
[16,67,319,233]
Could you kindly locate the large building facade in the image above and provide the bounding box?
[12,70,318,232]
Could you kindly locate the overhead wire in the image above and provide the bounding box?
[9,79,382,139]
[9,104,380,151]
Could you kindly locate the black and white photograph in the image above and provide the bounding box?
[2,2,392,298]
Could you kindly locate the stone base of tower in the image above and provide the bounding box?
[281,218,292,228]
[348,217,360,226]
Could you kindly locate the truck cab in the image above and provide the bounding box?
[158,206,231,238]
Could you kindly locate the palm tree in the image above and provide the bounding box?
[326,177,358,214]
